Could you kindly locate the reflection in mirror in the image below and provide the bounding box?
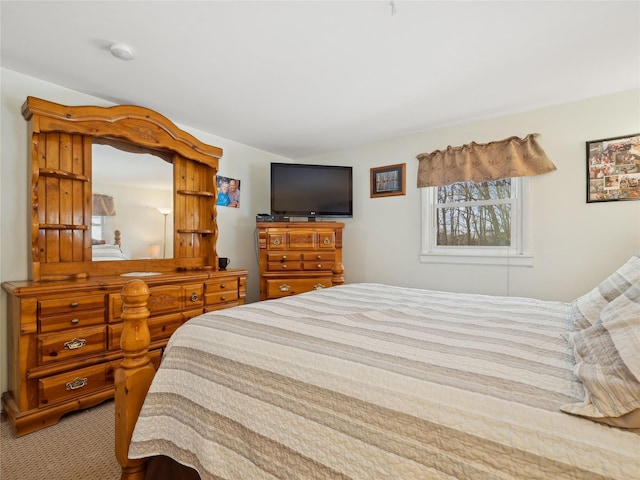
[92,143,173,260]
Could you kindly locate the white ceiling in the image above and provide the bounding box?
[2,1,639,160]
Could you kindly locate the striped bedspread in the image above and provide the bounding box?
[129,283,640,479]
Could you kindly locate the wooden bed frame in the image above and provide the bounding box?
[93,230,122,248]
[115,279,156,480]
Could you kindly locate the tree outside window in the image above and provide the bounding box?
[421,177,532,266]
[436,179,512,247]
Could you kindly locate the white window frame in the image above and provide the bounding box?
[420,177,533,267]
[91,215,104,241]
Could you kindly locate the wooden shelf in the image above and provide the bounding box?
[177,229,215,235]
[39,169,90,182]
[177,190,215,197]
[39,224,89,230]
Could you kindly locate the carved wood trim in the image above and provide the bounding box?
[21,97,223,281]
[23,97,222,168]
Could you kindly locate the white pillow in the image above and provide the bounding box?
[570,253,640,330]
[562,290,640,427]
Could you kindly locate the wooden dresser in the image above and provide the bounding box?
[2,97,246,436]
[257,222,344,300]
[2,269,247,436]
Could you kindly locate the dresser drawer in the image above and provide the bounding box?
[206,277,239,293]
[204,289,239,306]
[109,284,183,321]
[108,312,189,351]
[267,252,302,262]
[317,231,337,249]
[266,232,287,250]
[265,277,332,298]
[267,252,302,271]
[267,261,303,271]
[38,362,114,407]
[38,326,107,364]
[288,230,317,249]
[302,261,335,271]
[183,283,204,309]
[39,308,105,334]
[302,252,335,261]
[39,294,105,316]
[204,278,239,307]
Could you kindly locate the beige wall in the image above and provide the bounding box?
[304,89,640,300]
[2,67,639,401]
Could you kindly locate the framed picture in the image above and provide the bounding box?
[371,163,406,198]
[587,134,640,203]
[216,175,241,208]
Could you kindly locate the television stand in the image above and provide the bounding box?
[256,221,345,300]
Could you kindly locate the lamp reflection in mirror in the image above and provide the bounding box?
[149,244,161,259]
[156,207,172,258]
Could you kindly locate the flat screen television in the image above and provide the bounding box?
[270,162,353,220]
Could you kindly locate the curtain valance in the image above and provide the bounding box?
[416,134,556,187]
[92,194,116,216]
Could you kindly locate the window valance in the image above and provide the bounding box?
[92,194,116,216]
[416,134,556,187]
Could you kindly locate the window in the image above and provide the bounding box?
[91,215,104,241]
[420,177,533,266]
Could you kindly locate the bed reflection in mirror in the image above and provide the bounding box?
[92,143,173,260]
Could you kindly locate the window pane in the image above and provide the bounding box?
[436,204,511,246]
[91,215,103,240]
[437,179,512,204]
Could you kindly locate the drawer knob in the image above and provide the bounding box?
[70,302,79,308]
[323,237,331,245]
[71,318,80,325]
[282,264,287,269]
[64,338,86,350]
[220,284,226,289]
[317,264,322,269]
[190,293,199,302]
[316,255,321,259]
[221,296,226,301]
[279,284,291,292]
[313,284,326,290]
[281,255,287,260]
[65,377,88,391]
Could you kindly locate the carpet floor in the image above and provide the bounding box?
[1,400,120,480]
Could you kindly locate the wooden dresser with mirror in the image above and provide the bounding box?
[2,97,248,436]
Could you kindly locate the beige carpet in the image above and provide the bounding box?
[1,400,120,480]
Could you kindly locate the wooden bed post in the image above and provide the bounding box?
[115,279,155,480]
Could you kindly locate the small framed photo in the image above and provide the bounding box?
[371,163,406,198]
[216,175,241,208]
[586,134,640,203]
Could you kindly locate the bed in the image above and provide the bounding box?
[92,230,127,261]
[115,254,640,480]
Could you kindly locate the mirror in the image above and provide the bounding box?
[23,96,223,281]
[92,143,173,260]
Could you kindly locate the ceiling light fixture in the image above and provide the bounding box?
[110,43,134,61]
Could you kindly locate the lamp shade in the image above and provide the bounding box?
[92,194,116,216]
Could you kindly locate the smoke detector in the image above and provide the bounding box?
[110,43,134,61]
